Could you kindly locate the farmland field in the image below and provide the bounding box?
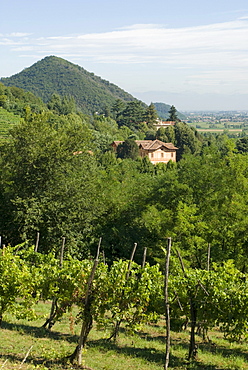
[197,128,242,132]
[187,121,245,134]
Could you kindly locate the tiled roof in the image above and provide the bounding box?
[112,140,178,151]
[137,140,177,151]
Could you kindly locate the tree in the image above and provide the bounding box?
[145,103,158,127]
[60,95,76,115]
[168,105,178,122]
[156,127,169,143]
[156,125,176,144]
[138,156,155,174]
[117,138,139,160]
[236,136,248,153]
[0,113,107,255]
[144,129,156,140]
[111,99,126,121]
[47,93,76,115]
[174,122,201,160]
[119,101,146,130]
[47,93,62,113]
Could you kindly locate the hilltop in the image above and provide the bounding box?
[0,56,187,119]
[1,56,139,115]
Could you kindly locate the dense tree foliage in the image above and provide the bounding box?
[1,78,248,275]
[0,112,107,255]
[236,136,248,153]
[47,93,77,115]
[1,101,248,270]
[116,138,139,160]
[117,100,146,130]
[174,121,202,159]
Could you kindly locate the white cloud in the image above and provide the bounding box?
[3,17,248,95]
[53,19,246,64]
[0,38,22,46]
[7,32,32,37]
[5,17,248,65]
[12,46,34,51]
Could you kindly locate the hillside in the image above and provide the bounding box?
[0,82,45,145]
[1,56,138,115]
[154,102,186,120]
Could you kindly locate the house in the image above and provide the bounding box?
[153,119,175,130]
[111,139,178,164]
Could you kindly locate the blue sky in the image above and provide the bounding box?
[1,0,248,110]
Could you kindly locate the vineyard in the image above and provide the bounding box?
[0,242,248,369]
[1,84,248,369]
[0,108,20,143]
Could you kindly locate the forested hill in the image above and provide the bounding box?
[0,56,138,115]
[154,102,186,120]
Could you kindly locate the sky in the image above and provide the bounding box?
[1,0,248,111]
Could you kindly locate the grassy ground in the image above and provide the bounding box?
[0,302,247,370]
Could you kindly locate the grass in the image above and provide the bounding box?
[0,302,248,369]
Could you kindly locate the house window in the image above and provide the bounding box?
[161,152,164,158]
[151,153,154,158]
[171,152,173,158]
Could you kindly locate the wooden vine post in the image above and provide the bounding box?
[60,237,66,268]
[126,242,137,279]
[164,237,171,370]
[207,243,211,271]
[142,247,147,268]
[69,237,102,365]
[34,232,40,252]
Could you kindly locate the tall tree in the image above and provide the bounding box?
[236,136,248,153]
[145,103,158,127]
[0,112,106,255]
[168,105,178,122]
[119,101,146,130]
[174,122,201,160]
[111,99,126,121]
